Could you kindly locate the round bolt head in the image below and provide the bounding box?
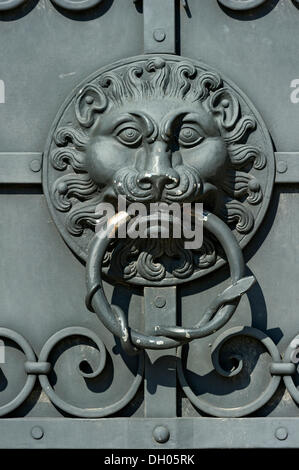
[31,426,44,440]
[30,159,41,173]
[153,425,170,443]
[275,427,288,441]
[277,160,288,174]
[153,29,166,42]
[154,296,166,308]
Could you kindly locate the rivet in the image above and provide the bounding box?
[154,296,166,308]
[275,427,288,441]
[153,29,166,42]
[30,159,41,173]
[31,426,44,440]
[153,425,170,443]
[277,161,287,174]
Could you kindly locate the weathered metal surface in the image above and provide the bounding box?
[0,153,42,184]
[144,286,177,417]
[275,153,299,183]
[1,0,299,450]
[0,417,297,448]
[1,152,298,186]
[143,0,176,54]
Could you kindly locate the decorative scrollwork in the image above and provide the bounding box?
[0,326,143,418]
[38,327,144,418]
[1,325,299,417]
[177,326,282,417]
[0,328,36,417]
[107,236,216,283]
[282,334,299,405]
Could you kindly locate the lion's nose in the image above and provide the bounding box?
[137,172,179,195]
[136,141,180,196]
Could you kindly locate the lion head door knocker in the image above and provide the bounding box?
[43,55,275,354]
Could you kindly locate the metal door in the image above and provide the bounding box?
[1,0,299,449]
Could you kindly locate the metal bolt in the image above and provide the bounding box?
[30,159,41,173]
[275,427,288,441]
[277,161,288,174]
[153,425,170,443]
[31,426,44,440]
[154,296,166,308]
[153,29,166,42]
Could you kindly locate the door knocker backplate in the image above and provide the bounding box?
[43,54,275,351]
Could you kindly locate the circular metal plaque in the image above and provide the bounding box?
[43,54,274,286]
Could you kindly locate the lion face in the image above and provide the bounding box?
[86,97,228,208]
[44,55,273,284]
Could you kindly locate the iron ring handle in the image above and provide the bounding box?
[86,212,181,352]
[85,211,255,351]
[155,212,255,340]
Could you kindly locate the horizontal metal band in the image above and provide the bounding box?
[0,152,299,186]
[0,153,42,185]
[0,417,297,448]
[275,152,299,183]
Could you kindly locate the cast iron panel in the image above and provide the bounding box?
[1,0,299,449]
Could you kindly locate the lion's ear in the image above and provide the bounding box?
[75,84,107,128]
[209,88,240,131]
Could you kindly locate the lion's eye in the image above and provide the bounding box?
[178,126,204,147]
[116,127,142,146]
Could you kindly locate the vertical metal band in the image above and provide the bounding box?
[144,286,177,417]
[143,0,176,54]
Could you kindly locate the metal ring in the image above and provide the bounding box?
[154,213,255,340]
[0,328,36,417]
[217,0,267,11]
[86,211,252,350]
[50,0,104,12]
[283,334,299,404]
[0,0,27,11]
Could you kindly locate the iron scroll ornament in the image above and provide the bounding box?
[177,326,282,417]
[0,325,296,418]
[85,211,255,352]
[0,327,143,418]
